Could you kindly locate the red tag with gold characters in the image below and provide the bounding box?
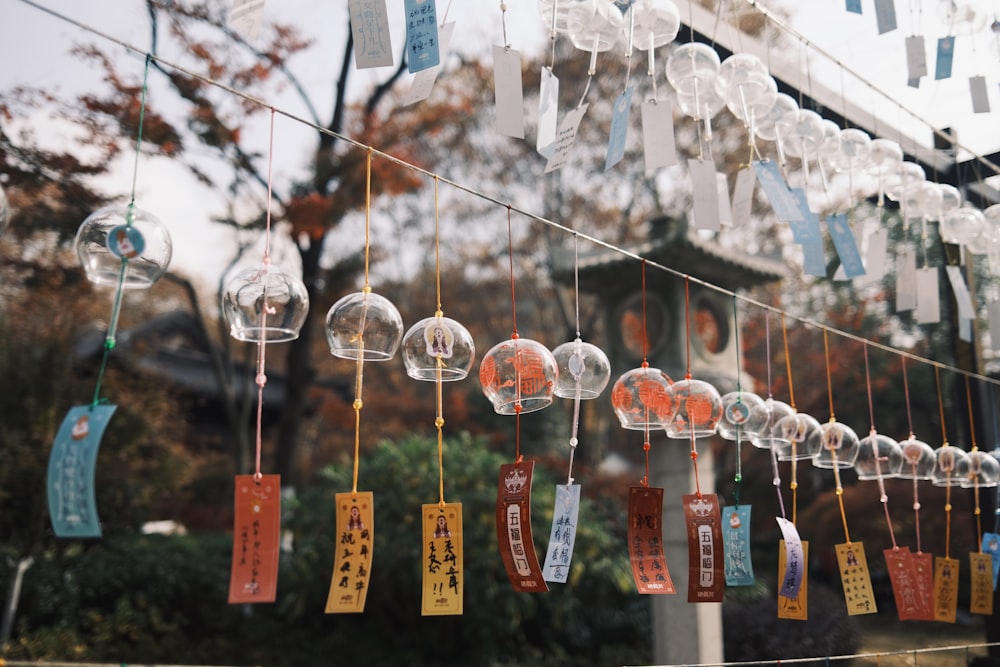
[970,552,994,615]
[228,474,281,604]
[778,539,808,620]
[910,551,935,620]
[627,486,676,594]
[325,491,375,613]
[683,493,724,602]
[934,556,960,623]
[884,547,923,620]
[836,542,877,615]
[496,462,548,593]
[421,503,463,615]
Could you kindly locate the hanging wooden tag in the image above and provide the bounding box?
[47,404,116,539]
[884,547,923,620]
[911,551,935,620]
[836,542,878,615]
[777,538,809,620]
[325,491,375,613]
[970,552,994,615]
[542,483,581,584]
[228,474,281,604]
[934,556,960,622]
[683,493,724,602]
[496,462,548,592]
[627,486,676,594]
[421,502,463,616]
[722,505,754,586]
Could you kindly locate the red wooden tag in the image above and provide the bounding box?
[910,551,935,620]
[884,547,922,620]
[496,462,548,592]
[627,486,676,594]
[683,493,724,602]
[228,474,281,604]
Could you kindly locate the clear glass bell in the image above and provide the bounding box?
[940,207,986,245]
[479,336,558,415]
[866,138,903,179]
[75,204,172,289]
[897,437,936,480]
[566,0,624,52]
[749,398,794,450]
[782,109,825,159]
[959,449,1000,488]
[931,445,969,487]
[0,183,10,238]
[665,42,720,97]
[552,337,611,400]
[664,377,722,439]
[401,315,475,381]
[811,420,861,469]
[717,391,769,442]
[773,411,823,461]
[754,93,798,143]
[825,128,871,174]
[325,289,403,361]
[883,161,926,203]
[854,431,903,481]
[610,365,675,430]
[630,0,681,51]
[223,263,310,342]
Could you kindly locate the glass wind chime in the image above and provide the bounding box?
[47,54,173,540]
[222,109,309,605]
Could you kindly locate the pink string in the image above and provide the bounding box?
[253,108,277,482]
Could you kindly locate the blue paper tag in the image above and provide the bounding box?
[404,0,439,73]
[787,188,826,277]
[845,0,862,13]
[752,160,805,224]
[605,88,633,172]
[542,484,581,583]
[935,36,955,80]
[983,532,1000,589]
[874,0,897,34]
[723,505,755,586]
[826,213,865,278]
[47,404,116,538]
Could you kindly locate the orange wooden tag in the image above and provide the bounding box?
[325,491,375,613]
[627,486,676,594]
[496,462,548,592]
[421,503,463,615]
[777,539,808,620]
[910,551,935,620]
[970,552,994,615]
[884,547,923,620]
[228,474,281,604]
[933,556,960,623]
[682,493,724,603]
[836,542,878,615]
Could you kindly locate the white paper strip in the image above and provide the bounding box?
[945,265,976,321]
[493,45,525,139]
[896,248,916,312]
[640,99,678,170]
[402,22,455,106]
[689,158,720,231]
[916,267,940,324]
[537,67,559,159]
[544,104,589,173]
[349,0,394,69]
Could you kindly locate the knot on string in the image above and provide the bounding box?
[946,503,953,512]
[975,507,982,515]
[734,473,742,483]
[435,417,445,428]
[640,360,649,368]
[255,372,267,388]
[353,398,363,410]
[514,403,523,414]
[569,437,578,448]
[880,494,888,503]
[253,472,262,483]
[835,487,843,496]
[511,331,520,340]
[104,337,117,351]
[643,441,651,453]
[790,481,798,490]
[913,501,921,511]
[690,450,698,462]
[515,453,524,466]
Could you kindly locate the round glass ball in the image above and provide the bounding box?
[773,411,823,461]
[401,315,475,381]
[932,446,970,487]
[897,437,936,480]
[610,365,675,430]
[75,204,172,289]
[855,432,903,480]
[325,290,403,361]
[551,337,611,400]
[664,377,722,439]
[811,420,861,469]
[479,336,558,415]
[223,263,310,342]
[717,391,769,442]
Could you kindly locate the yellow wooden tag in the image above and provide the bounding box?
[777,539,808,620]
[421,503,463,616]
[970,552,994,616]
[325,491,374,614]
[933,556,959,623]
[835,542,877,615]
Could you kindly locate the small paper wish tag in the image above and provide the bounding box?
[911,551,935,620]
[836,542,877,615]
[776,517,805,599]
[493,45,525,139]
[544,104,589,173]
[970,552,994,615]
[946,265,976,321]
[884,547,923,620]
[860,227,888,284]
[778,538,809,620]
[47,404,116,538]
[722,505,754,586]
[933,555,959,622]
[827,214,865,279]
[682,494,724,602]
[349,0,393,69]
[790,189,826,277]
[627,486,676,594]
[916,267,941,324]
[874,0,897,34]
[229,0,265,39]
[402,22,454,106]
[228,474,281,604]
[640,99,677,170]
[846,0,861,14]
[537,67,559,158]
[605,88,634,171]
[690,158,721,232]
[970,76,991,113]
[752,160,804,224]
[989,301,1000,352]
[542,483,581,584]
[935,35,955,80]
[325,491,375,613]
[731,167,756,227]
[421,503,463,615]
[404,0,440,74]
[496,462,548,592]
[896,247,917,312]
[905,35,928,79]
[983,533,1000,588]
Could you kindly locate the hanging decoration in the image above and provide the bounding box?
[403,177,470,616]
[325,148,400,614]
[930,366,965,623]
[48,53,172,540]
[221,109,303,605]
[482,206,553,593]
[543,233,611,585]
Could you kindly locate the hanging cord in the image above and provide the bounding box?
[433,176,446,508]
[864,343,897,550]
[641,260,651,488]
[547,0,558,69]
[498,1,510,51]
[732,296,743,506]
[780,314,798,525]
[824,329,851,544]
[765,311,787,520]
[566,233,583,486]
[684,278,702,498]
[506,206,523,466]
[966,375,983,552]
[623,2,635,93]
[90,53,153,408]
[902,358,925,553]
[351,149,376,496]
[936,365,953,560]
